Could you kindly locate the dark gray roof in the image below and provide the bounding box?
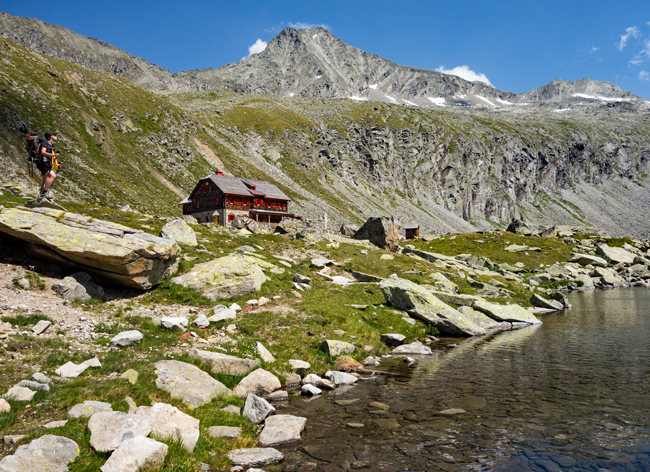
[202,175,290,201]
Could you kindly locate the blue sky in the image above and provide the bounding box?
[3,0,650,98]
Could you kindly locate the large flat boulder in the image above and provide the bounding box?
[258,415,307,447]
[595,244,636,265]
[472,299,542,325]
[0,208,179,289]
[0,435,79,472]
[88,411,151,452]
[353,217,401,252]
[134,402,200,452]
[188,348,260,376]
[380,276,485,336]
[233,369,282,399]
[171,254,272,300]
[99,436,168,472]
[154,360,231,408]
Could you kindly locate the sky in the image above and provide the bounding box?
[3,0,650,98]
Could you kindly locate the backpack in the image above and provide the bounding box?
[26,133,44,163]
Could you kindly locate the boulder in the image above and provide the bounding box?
[458,306,512,333]
[506,219,533,236]
[134,402,200,452]
[52,272,104,302]
[55,361,89,378]
[160,316,188,331]
[0,207,179,290]
[428,290,481,307]
[17,380,50,392]
[233,369,282,399]
[596,244,636,265]
[265,390,289,402]
[187,348,260,376]
[391,342,433,355]
[153,360,231,408]
[254,342,276,363]
[429,272,458,293]
[288,359,311,374]
[68,400,113,418]
[88,411,151,452]
[319,339,356,356]
[159,218,197,247]
[340,223,359,237]
[110,330,143,347]
[0,398,10,413]
[207,306,237,322]
[32,320,51,335]
[242,393,275,424]
[529,294,564,311]
[258,415,307,447]
[0,435,79,472]
[381,333,406,347]
[227,448,284,468]
[192,314,210,329]
[570,253,608,268]
[171,254,271,300]
[324,371,358,385]
[3,386,35,402]
[232,216,266,234]
[301,374,335,390]
[472,299,542,324]
[301,384,322,396]
[353,217,401,252]
[100,437,168,472]
[380,276,485,336]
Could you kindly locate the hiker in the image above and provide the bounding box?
[38,131,61,200]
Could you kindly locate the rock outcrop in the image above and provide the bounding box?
[0,208,180,289]
[353,217,401,252]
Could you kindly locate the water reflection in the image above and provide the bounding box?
[276,288,650,472]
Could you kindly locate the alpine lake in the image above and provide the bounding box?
[269,288,650,472]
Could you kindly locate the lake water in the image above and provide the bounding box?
[276,288,650,472]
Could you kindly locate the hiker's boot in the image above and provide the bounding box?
[42,190,53,201]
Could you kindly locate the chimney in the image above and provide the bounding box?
[215,169,223,176]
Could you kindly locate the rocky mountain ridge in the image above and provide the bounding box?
[1,12,646,109]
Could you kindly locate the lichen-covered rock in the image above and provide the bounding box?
[0,435,79,472]
[154,360,231,408]
[0,208,179,289]
[472,299,542,324]
[595,244,636,265]
[233,368,282,399]
[529,294,564,311]
[159,218,197,247]
[100,436,168,472]
[353,217,401,252]
[134,402,200,452]
[570,253,608,268]
[319,339,355,356]
[380,276,485,336]
[171,254,272,300]
[88,411,151,452]
[187,348,260,376]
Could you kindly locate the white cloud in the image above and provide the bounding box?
[617,26,640,51]
[288,22,330,30]
[640,71,650,81]
[436,65,492,86]
[590,46,600,53]
[241,39,268,61]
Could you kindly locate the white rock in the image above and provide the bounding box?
[43,420,68,429]
[230,303,242,311]
[100,436,168,472]
[88,411,151,452]
[135,402,200,452]
[288,359,310,374]
[32,320,51,335]
[82,357,102,368]
[68,400,113,418]
[0,435,79,472]
[258,415,307,447]
[4,386,36,402]
[110,330,143,347]
[228,448,284,468]
[30,372,52,384]
[55,361,89,378]
[242,393,275,424]
[0,398,10,412]
[258,296,271,307]
[207,308,236,323]
[301,384,322,396]
[192,314,210,329]
[233,369,282,399]
[324,371,358,385]
[254,342,276,363]
[160,316,188,331]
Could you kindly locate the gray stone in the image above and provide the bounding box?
[16,380,50,392]
[55,361,89,378]
[207,426,241,438]
[154,360,231,408]
[207,307,237,322]
[301,384,322,396]
[68,400,113,418]
[324,371,358,385]
[188,348,260,376]
[3,386,35,402]
[380,333,406,347]
[265,390,289,402]
[340,223,359,237]
[292,274,311,284]
[472,299,542,325]
[31,320,51,335]
[570,253,608,268]
[596,244,636,265]
[258,415,307,447]
[100,436,168,472]
[391,342,433,355]
[429,290,482,307]
[255,342,276,363]
[110,330,143,347]
[172,254,273,300]
[134,402,200,452]
[82,357,102,368]
[233,368,282,399]
[350,271,384,282]
[242,393,275,424]
[43,420,67,429]
[458,307,511,333]
[159,218,197,247]
[310,258,333,269]
[88,411,151,452]
[0,399,10,412]
[222,405,241,415]
[30,373,52,384]
[293,282,311,291]
[160,316,188,331]
[227,448,284,468]
[0,435,78,472]
[192,314,210,329]
[52,271,104,302]
[380,276,485,336]
[283,372,302,386]
[429,272,458,293]
[302,374,335,390]
[319,339,355,356]
[353,217,401,252]
[530,294,564,311]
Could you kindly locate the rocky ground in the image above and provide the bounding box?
[1,198,650,471]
